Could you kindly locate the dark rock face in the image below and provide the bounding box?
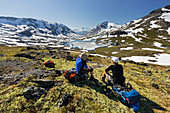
[110,31,128,35]
[110,42,120,46]
[57,93,72,108]
[23,86,45,100]
[0,54,6,56]
[19,29,33,37]
[66,56,73,61]
[151,83,159,89]
[31,79,54,88]
[0,76,3,80]
[26,47,38,50]
[143,70,152,76]
[165,69,170,72]
[14,53,36,59]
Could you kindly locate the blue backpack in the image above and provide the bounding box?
[122,89,140,111]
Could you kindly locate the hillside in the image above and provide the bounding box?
[82,5,170,65]
[0,46,169,113]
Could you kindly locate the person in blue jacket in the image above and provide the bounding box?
[75,52,97,81]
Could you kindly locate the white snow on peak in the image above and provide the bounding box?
[133,19,142,24]
[161,8,170,11]
[74,27,90,32]
[159,12,170,22]
[93,21,122,35]
[108,22,121,29]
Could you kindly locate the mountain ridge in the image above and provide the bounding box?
[0,16,76,37]
[87,21,121,36]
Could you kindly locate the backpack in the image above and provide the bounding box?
[111,83,140,112]
[44,60,55,68]
[122,89,140,111]
[64,68,79,82]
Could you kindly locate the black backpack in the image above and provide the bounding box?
[64,68,79,82]
[44,60,55,68]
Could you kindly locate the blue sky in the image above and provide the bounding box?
[0,0,169,29]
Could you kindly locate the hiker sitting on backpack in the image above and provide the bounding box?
[75,52,97,81]
[101,57,125,86]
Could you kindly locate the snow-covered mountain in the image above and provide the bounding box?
[0,16,76,37]
[73,27,91,35]
[0,16,80,47]
[87,21,121,36]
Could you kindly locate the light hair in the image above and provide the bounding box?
[79,52,87,60]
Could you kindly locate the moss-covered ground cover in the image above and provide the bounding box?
[0,46,169,113]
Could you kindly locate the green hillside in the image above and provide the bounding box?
[0,46,169,113]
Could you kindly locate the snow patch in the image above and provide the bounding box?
[122,53,170,66]
[128,33,142,42]
[120,47,133,50]
[90,54,108,58]
[112,52,118,54]
[133,19,142,24]
[68,40,107,51]
[153,42,164,48]
[162,8,170,11]
[150,20,161,28]
[160,12,170,22]
[133,28,144,34]
[121,40,125,42]
[141,48,164,52]
[167,27,170,35]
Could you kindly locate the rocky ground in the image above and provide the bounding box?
[0,46,169,113]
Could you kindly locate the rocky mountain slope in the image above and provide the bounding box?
[0,16,76,37]
[87,21,121,36]
[121,5,170,46]
[0,16,79,47]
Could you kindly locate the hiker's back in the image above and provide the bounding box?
[112,64,125,86]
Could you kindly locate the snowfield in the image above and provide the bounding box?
[141,48,164,52]
[120,47,133,50]
[67,40,107,51]
[122,53,170,66]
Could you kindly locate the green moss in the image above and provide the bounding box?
[0,46,169,112]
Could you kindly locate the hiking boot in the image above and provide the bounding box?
[101,76,105,83]
[90,76,97,81]
[106,90,113,97]
[114,91,121,97]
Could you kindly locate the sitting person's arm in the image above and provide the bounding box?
[104,66,112,77]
